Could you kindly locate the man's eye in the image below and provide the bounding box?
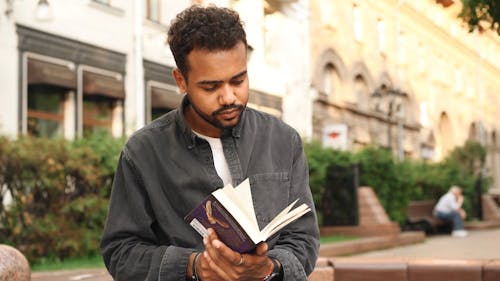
[202,86,218,92]
[231,80,244,85]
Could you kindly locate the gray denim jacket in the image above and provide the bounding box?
[100,98,320,280]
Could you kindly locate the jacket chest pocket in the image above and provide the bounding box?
[249,172,290,229]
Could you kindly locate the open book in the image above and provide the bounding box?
[184,178,311,253]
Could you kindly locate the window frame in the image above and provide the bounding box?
[145,81,182,123]
[82,96,114,131]
[145,0,161,23]
[78,65,124,138]
[377,18,386,53]
[353,4,363,42]
[27,93,66,138]
[92,0,111,6]
[22,53,76,137]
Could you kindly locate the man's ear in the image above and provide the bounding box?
[172,68,187,93]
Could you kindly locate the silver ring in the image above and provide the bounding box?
[236,254,244,266]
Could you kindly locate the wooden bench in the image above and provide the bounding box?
[404,200,452,234]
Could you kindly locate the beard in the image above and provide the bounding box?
[189,98,245,130]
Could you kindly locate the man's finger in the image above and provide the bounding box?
[204,231,238,269]
[255,242,268,256]
[202,251,232,281]
[204,232,222,264]
[210,238,244,266]
[206,228,243,266]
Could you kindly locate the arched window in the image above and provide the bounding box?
[469,122,478,142]
[354,75,368,110]
[322,63,340,99]
[439,112,453,157]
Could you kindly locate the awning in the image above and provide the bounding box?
[28,58,76,89]
[83,71,124,99]
[249,89,282,113]
[151,87,183,109]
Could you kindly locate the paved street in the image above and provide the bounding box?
[31,268,111,281]
[353,228,500,259]
[31,228,500,280]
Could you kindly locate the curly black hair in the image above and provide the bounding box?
[167,5,247,80]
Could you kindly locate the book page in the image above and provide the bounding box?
[186,178,311,251]
[261,201,311,238]
[232,179,259,229]
[213,184,264,244]
[220,180,258,230]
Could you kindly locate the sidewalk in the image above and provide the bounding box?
[31,228,500,281]
[353,228,500,259]
[31,268,111,281]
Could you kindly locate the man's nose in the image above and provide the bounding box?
[219,84,237,105]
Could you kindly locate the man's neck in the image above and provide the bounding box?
[184,105,223,138]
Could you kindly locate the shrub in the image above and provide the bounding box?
[440,141,490,219]
[0,133,489,263]
[304,141,353,225]
[354,146,414,224]
[304,141,491,226]
[0,133,123,264]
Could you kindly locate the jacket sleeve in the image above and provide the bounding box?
[268,132,320,280]
[100,151,195,281]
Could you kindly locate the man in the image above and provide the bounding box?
[433,185,468,237]
[100,5,319,281]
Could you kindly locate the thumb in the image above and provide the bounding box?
[255,242,268,256]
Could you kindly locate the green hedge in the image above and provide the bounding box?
[0,134,489,263]
[355,146,414,224]
[0,133,123,264]
[304,141,354,225]
[305,141,489,226]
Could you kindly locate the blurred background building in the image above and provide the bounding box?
[308,0,500,194]
[0,0,499,192]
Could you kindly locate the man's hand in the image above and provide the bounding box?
[459,208,467,220]
[197,228,273,281]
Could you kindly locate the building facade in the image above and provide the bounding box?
[309,0,500,192]
[0,0,499,192]
[0,0,291,139]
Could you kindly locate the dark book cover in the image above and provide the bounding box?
[184,194,257,253]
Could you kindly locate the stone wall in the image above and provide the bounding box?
[0,245,30,281]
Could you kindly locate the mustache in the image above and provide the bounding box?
[212,104,244,116]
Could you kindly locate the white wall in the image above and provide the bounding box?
[272,0,313,138]
[0,0,315,138]
[14,1,133,54]
[0,2,19,137]
[4,0,189,136]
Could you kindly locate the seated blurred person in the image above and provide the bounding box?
[433,185,468,237]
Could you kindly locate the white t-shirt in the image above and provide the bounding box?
[193,131,232,186]
[434,192,459,214]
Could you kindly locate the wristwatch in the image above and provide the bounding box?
[262,258,282,281]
